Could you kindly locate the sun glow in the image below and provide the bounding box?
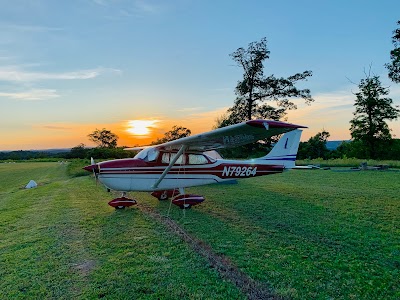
[126,120,159,137]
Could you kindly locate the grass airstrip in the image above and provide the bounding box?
[1,161,399,299]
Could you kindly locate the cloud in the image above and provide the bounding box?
[0,66,121,82]
[0,23,63,33]
[389,84,400,100]
[184,106,230,119]
[42,125,72,130]
[0,56,14,61]
[133,0,163,14]
[92,0,165,17]
[0,89,59,101]
[92,0,107,6]
[177,107,204,113]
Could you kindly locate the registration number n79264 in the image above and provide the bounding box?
[222,166,257,177]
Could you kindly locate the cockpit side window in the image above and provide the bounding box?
[147,148,159,161]
[134,149,147,160]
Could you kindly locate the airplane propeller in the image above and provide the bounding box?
[93,169,99,186]
[90,157,99,185]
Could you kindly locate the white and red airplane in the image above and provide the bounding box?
[83,119,306,209]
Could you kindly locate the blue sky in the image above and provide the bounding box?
[1,0,399,150]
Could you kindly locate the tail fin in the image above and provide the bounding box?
[257,130,302,169]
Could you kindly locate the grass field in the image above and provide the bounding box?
[297,158,400,168]
[1,162,399,299]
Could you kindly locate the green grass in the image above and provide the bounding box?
[1,162,399,299]
[66,159,91,177]
[137,169,400,299]
[0,162,243,299]
[297,158,400,168]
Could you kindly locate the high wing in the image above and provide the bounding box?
[125,119,306,189]
[139,119,306,152]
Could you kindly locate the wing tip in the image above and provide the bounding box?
[246,119,308,129]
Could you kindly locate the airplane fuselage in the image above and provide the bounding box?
[83,120,306,208]
[91,155,283,192]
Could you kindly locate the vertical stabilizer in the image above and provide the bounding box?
[256,130,302,169]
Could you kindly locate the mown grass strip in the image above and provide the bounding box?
[297,158,400,168]
[136,168,400,299]
[137,202,281,300]
[4,162,399,299]
[1,162,245,299]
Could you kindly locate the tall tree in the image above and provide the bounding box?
[152,125,191,144]
[222,37,313,126]
[385,20,400,83]
[68,143,87,159]
[297,130,331,159]
[88,128,118,148]
[350,74,400,159]
[216,101,287,128]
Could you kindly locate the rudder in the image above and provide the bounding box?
[257,130,302,169]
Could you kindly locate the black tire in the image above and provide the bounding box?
[158,192,168,201]
[179,204,192,209]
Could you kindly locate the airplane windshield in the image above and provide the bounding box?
[134,148,159,162]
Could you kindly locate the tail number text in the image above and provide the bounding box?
[222,166,257,177]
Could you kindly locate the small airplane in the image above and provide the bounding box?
[83,119,306,209]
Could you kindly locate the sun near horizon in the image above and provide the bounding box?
[0,115,357,151]
[126,120,159,137]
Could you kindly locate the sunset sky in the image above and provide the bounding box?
[1,0,399,150]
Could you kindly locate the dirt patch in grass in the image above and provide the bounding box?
[137,203,282,300]
[73,260,96,276]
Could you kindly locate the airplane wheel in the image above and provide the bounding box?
[115,206,126,209]
[159,192,168,201]
[179,204,192,209]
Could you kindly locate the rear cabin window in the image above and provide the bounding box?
[188,154,208,165]
[161,153,185,165]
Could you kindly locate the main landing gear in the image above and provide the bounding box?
[150,189,205,209]
[151,189,179,201]
[108,192,137,209]
[107,190,206,210]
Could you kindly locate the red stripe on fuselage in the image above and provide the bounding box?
[98,163,283,179]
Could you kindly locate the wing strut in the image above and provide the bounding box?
[152,144,187,189]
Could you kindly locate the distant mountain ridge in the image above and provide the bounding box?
[1,143,348,153]
[0,148,71,153]
[326,140,349,150]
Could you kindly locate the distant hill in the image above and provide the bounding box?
[326,140,349,150]
[0,148,71,153]
[39,148,71,154]
[0,148,72,160]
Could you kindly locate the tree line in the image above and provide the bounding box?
[299,19,400,161]
[0,126,191,161]
[216,21,400,160]
[2,21,399,161]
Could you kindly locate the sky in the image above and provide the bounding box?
[1,0,399,150]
